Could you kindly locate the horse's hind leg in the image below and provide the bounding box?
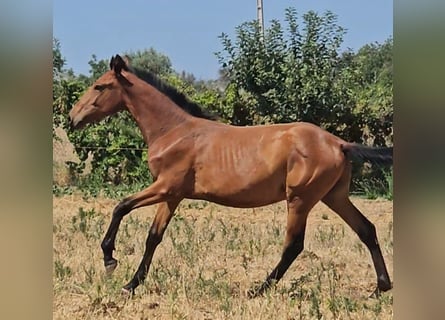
[322,168,392,297]
[122,199,180,294]
[248,196,312,298]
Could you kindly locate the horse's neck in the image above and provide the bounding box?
[124,85,191,146]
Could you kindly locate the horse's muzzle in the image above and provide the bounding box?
[69,117,83,130]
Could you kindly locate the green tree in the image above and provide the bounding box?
[125,48,173,76]
[216,9,347,129]
[334,38,393,145]
[52,38,65,75]
[88,54,109,82]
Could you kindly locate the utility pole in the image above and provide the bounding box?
[256,0,265,40]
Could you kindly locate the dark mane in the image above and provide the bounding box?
[127,66,218,121]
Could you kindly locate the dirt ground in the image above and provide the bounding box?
[53,194,393,319]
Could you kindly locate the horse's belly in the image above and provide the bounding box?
[197,193,285,208]
[190,174,286,208]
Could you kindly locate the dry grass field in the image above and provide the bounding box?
[53,194,393,319]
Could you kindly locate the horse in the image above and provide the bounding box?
[69,54,392,297]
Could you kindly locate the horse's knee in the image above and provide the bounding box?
[113,199,132,218]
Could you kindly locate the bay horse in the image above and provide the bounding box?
[69,54,392,297]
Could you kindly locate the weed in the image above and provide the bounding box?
[54,259,72,280]
[226,226,241,251]
[353,241,366,255]
[53,184,74,197]
[314,225,344,247]
[352,169,393,200]
[326,263,341,318]
[82,262,97,285]
[185,200,209,210]
[71,207,97,238]
[384,170,393,200]
[248,237,262,257]
[308,287,322,320]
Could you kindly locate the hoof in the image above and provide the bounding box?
[247,280,273,298]
[369,288,381,299]
[121,286,134,297]
[370,282,392,298]
[104,258,118,276]
[246,286,264,299]
[246,289,258,299]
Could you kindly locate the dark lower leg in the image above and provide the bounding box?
[247,195,311,298]
[123,228,162,292]
[358,221,392,295]
[122,201,178,293]
[323,195,392,296]
[101,199,132,271]
[248,232,305,297]
[100,182,171,274]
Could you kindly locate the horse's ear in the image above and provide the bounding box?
[111,54,129,75]
[109,55,115,70]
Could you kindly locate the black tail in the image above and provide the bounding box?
[341,143,393,166]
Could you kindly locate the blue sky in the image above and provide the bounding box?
[53,0,392,80]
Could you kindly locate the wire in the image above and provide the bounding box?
[71,146,147,151]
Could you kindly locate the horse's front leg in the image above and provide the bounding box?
[122,199,180,294]
[100,179,175,276]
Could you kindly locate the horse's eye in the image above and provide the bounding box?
[94,84,107,92]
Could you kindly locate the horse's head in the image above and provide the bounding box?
[69,54,132,129]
